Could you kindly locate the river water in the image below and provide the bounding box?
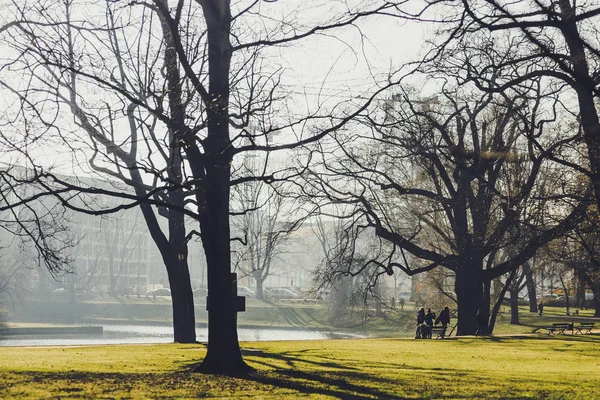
[0,324,363,346]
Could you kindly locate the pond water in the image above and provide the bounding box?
[0,324,363,346]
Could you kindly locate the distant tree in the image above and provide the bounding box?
[0,257,30,305]
[544,204,600,316]
[63,209,147,298]
[0,169,74,303]
[231,178,300,300]
[311,212,390,321]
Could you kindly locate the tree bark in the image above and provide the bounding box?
[193,0,248,375]
[165,254,197,343]
[558,1,600,220]
[591,288,600,317]
[195,166,248,374]
[509,290,520,324]
[454,269,483,335]
[488,270,515,334]
[576,273,585,310]
[523,262,537,313]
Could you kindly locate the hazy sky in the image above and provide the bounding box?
[0,1,427,179]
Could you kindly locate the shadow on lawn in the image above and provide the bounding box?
[484,334,600,344]
[238,348,473,399]
[240,348,407,399]
[246,368,412,399]
[242,348,359,371]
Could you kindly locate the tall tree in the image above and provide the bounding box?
[434,0,600,241]
[0,0,412,374]
[302,78,588,334]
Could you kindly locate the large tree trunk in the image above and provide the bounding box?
[593,293,600,317]
[509,291,520,324]
[195,167,247,374]
[454,269,483,335]
[559,1,600,219]
[523,263,537,313]
[194,0,248,375]
[154,0,201,344]
[165,254,196,343]
[108,260,115,296]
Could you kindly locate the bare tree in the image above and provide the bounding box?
[231,172,300,300]
[431,0,600,242]
[301,77,588,334]
[311,211,391,321]
[0,0,414,374]
[0,167,74,304]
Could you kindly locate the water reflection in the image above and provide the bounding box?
[0,324,363,346]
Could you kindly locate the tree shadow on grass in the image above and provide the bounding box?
[240,348,400,398]
[484,334,600,344]
[238,348,478,399]
[241,348,359,371]
[245,368,413,399]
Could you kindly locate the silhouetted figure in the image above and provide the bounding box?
[538,302,544,316]
[399,298,405,311]
[415,307,426,339]
[417,307,425,324]
[436,306,451,338]
[391,297,396,309]
[424,308,435,325]
[424,308,436,339]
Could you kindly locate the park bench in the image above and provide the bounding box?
[430,326,447,339]
[575,322,595,335]
[544,323,573,335]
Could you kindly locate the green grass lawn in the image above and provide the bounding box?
[1,334,599,399]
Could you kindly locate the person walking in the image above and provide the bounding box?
[424,308,436,339]
[415,307,425,339]
[437,306,451,338]
[538,302,544,316]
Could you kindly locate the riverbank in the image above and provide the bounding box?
[1,334,599,398]
[0,324,102,336]
[4,302,599,339]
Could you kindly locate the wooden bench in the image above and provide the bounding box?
[544,323,573,335]
[430,326,447,339]
[575,322,595,335]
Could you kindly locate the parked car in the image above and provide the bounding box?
[315,290,331,301]
[237,286,255,297]
[146,288,171,298]
[266,288,300,300]
[396,291,412,301]
[193,288,208,298]
[585,293,595,301]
